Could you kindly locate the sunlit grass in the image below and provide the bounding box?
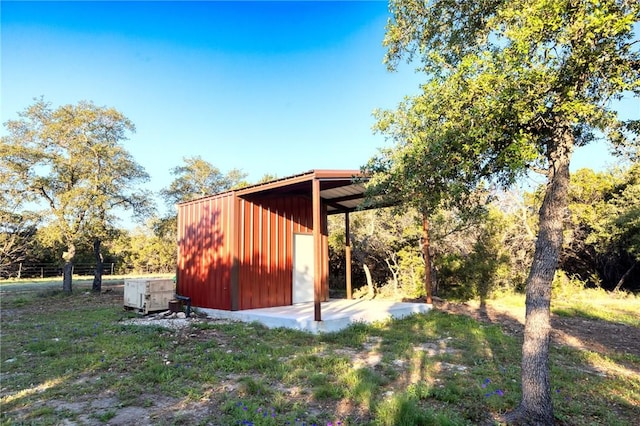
[1,287,638,425]
[482,288,640,327]
[1,376,69,405]
[487,292,526,309]
[552,289,640,327]
[372,394,467,426]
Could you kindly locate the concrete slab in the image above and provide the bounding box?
[199,299,432,333]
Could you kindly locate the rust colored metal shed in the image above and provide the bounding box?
[176,170,366,320]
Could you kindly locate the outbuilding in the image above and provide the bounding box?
[176,169,367,321]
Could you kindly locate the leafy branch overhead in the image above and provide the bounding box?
[368,0,639,424]
[370,0,639,208]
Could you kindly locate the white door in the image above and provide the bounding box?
[293,233,314,304]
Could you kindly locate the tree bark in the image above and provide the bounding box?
[507,129,573,425]
[384,255,400,295]
[92,238,103,292]
[62,243,76,293]
[345,212,352,300]
[613,262,636,292]
[422,215,433,304]
[363,263,375,298]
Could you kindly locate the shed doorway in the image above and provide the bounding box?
[292,233,314,304]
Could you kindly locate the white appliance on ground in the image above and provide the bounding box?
[123,278,175,315]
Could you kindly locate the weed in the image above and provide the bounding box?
[373,394,466,426]
[342,368,387,408]
[313,382,345,400]
[238,376,272,397]
[1,287,638,426]
[94,409,117,422]
[431,381,464,403]
[3,294,32,307]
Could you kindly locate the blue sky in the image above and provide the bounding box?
[2,1,424,199]
[2,1,638,215]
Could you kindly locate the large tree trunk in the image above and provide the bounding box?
[92,239,103,293]
[507,130,573,425]
[363,263,375,298]
[62,243,76,293]
[422,215,433,304]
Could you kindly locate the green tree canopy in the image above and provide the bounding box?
[369,0,639,423]
[0,200,39,278]
[160,156,248,210]
[563,165,640,289]
[1,99,154,292]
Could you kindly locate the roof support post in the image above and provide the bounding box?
[345,211,352,300]
[313,178,322,321]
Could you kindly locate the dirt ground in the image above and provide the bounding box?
[3,288,639,425]
[433,298,640,361]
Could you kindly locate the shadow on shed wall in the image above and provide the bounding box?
[177,196,231,309]
[177,193,330,311]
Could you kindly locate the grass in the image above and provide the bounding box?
[552,289,640,327]
[485,289,640,327]
[0,273,173,292]
[1,288,638,425]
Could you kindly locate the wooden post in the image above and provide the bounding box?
[313,178,322,321]
[345,212,352,300]
[422,216,433,304]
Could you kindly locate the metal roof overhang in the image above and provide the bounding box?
[235,169,369,215]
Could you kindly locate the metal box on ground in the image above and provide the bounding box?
[124,278,175,315]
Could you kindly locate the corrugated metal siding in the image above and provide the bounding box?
[237,195,326,310]
[177,189,331,311]
[177,194,234,310]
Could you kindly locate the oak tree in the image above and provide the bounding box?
[371,0,639,423]
[160,155,248,209]
[1,99,153,292]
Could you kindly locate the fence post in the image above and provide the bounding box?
[18,263,22,279]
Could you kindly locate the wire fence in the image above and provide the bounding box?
[1,262,172,279]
